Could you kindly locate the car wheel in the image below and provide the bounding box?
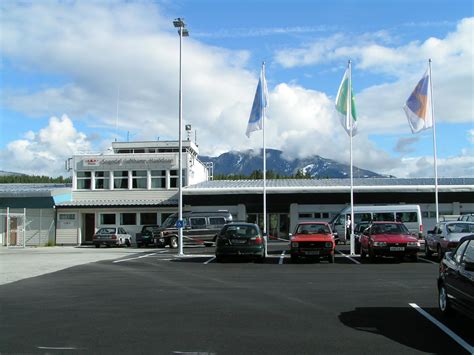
[437,245,444,261]
[425,243,432,257]
[438,284,452,316]
[95,244,100,248]
[255,255,265,264]
[328,254,335,264]
[360,247,366,259]
[126,239,131,247]
[215,255,224,263]
[291,254,298,264]
[411,254,418,262]
[169,236,178,249]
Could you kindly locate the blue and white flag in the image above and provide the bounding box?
[246,67,269,137]
[404,69,433,133]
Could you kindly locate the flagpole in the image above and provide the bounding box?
[348,60,355,256]
[429,59,439,223]
[262,61,268,257]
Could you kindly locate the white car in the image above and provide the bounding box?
[425,221,474,260]
[93,227,132,248]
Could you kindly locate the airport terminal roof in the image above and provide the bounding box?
[184,177,474,194]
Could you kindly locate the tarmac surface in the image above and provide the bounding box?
[0,243,472,354]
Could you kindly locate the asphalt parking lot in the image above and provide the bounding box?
[0,242,472,354]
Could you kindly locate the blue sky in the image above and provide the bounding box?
[0,0,473,177]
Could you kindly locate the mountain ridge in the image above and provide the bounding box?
[199,149,391,178]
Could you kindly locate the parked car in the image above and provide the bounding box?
[215,223,266,262]
[425,221,474,260]
[153,211,232,248]
[331,205,423,243]
[136,225,161,247]
[458,214,474,222]
[289,222,336,263]
[354,221,371,254]
[93,227,132,248]
[360,222,420,262]
[438,235,474,318]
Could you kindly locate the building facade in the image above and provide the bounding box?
[55,140,211,245]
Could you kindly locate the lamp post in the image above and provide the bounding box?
[173,18,189,257]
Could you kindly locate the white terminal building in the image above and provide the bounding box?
[1,139,474,246]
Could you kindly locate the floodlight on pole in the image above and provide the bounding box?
[173,17,188,257]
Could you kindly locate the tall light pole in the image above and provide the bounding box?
[173,18,189,257]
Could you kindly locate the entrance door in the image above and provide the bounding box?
[84,214,95,244]
[9,217,18,246]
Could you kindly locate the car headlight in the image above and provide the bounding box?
[291,242,299,248]
[325,242,333,248]
[373,242,387,247]
[407,241,420,247]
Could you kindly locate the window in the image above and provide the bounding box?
[120,213,136,225]
[322,212,329,219]
[463,241,474,264]
[354,213,372,223]
[100,213,116,225]
[132,170,147,189]
[169,169,186,188]
[114,171,128,189]
[118,227,128,234]
[151,170,166,188]
[454,240,469,263]
[76,171,91,189]
[170,170,179,188]
[94,171,110,189]
[209,217,226,226]
[59,213,76,220]
[140,213,157,225]
[396,212,418,223]
[299,213,313,219]
[190,217,206,228]
[373,213,395,221]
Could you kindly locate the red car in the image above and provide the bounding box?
[360,222,420,262]
[290,222,336,263]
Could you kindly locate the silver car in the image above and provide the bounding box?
[425,221,474,260]
[93,227,132,248]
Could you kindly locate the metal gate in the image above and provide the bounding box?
[1,208,27,247]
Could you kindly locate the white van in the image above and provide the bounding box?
[330,205,423,243]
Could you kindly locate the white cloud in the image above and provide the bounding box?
[383,154,474,178]
[0,115,91,177]
[0,2,472,178]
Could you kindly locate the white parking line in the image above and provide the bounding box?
[278,251,286,265]
[113,251,164,263]
[409,303,473,354]
[38,347,79,350]
[203,256,216,264]
[336,250,361,264]
[418,257,439,265]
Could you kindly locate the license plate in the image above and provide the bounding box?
[390,247,405,251]
[231,239,247,244]
[304,250,320,255]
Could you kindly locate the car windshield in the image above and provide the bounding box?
[446,223,474,233]
[96,228,116,234]
[222,225,258,238]
[296,224,330,234]
[371,223,409,235]
[162,215,178,228]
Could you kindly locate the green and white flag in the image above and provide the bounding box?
[335,68,357,136]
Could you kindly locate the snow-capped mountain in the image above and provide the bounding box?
[199,149,389,178]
